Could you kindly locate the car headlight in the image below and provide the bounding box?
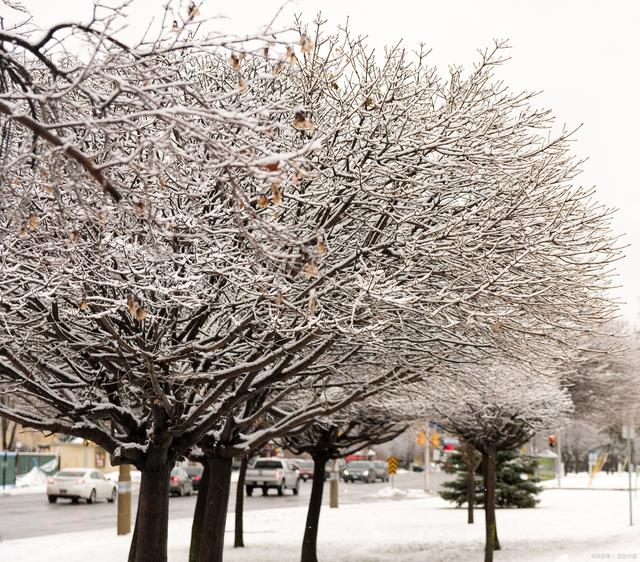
[363,470,369,476]
[344,470,349,475]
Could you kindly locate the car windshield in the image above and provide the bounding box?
[55,470,86,477]
[347,461,370,468]
[253,460,282,469]
[170,468,182,476]
[301,460,315,469]
[185,467,203,476]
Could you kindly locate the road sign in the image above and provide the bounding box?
[387,456,398,476]
[417,431,426,446]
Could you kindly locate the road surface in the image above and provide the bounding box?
[0,470,448,541]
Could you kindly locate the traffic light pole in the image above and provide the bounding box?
[424,424,430,493]
[628,429,633,526]
[556,430,562,488]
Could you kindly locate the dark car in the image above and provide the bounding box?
[372,460,389,482]
[342,460,376,483]
[169,467,193,496]
[185,465,204,491]
[292,459,315,481]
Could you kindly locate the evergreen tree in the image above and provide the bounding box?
[440,448,541,508]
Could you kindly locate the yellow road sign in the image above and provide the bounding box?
[387,456,398,476]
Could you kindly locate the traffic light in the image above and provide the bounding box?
[431,432,440,448]
[549,435,556,449]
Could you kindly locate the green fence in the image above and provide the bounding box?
[0,452,59,487]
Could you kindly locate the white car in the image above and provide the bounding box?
[47,468,117,504]
[245,458,300,496]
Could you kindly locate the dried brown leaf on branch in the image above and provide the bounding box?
[293,110,314,130]
[300,35,314,54]
[187,2,199,21]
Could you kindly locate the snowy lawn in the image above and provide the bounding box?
[1,486,639,561]
[543,471,638,490]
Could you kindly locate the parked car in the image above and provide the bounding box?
[372,460,389,482]
[184,465,204,491]
[342,461,377,483]
[292,459,315,481]
[170,467,194,496]
[245,458,300,496]
[47,468,117,504]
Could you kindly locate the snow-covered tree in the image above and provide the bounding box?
[426,366,573,562]
[0,9,621,562]
[280,402,409,562]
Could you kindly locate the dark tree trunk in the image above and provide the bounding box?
[467,459,475,525]
[234,456,249,548]
[482,445,499,562]
[189,460,211,562]
[197,454,234,562]
[129,461,173,562]
[300,453,328,562]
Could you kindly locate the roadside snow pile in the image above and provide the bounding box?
[15,467,48,488]
[376,486,428,499]
[1,467,49,495]
[2,487,639,561]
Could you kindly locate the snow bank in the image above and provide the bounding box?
[0,484,48,496]
[15,466,49,488]
[2,487,639,561]
[376,486,428,499]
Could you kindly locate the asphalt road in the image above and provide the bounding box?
[0,470,448,542]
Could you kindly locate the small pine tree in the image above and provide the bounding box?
[440,448,541,508]
[440,449,483,507]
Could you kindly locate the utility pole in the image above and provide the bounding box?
[556,429,562,488]
[623,424,635,526]
[424,423,430,493]
[117,464,132,535]
[329,458,339,509]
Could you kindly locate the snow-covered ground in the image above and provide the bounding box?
[542,471,638,490]
[1,484,638,561]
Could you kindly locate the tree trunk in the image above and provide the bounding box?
[197,454,233,562]
[467,458,475,525]
[189,461,211,562]
[129,462,173,562]
[234,457,248,548]
[300,453,328,562]
[482,445,499,562]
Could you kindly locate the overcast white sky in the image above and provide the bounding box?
[10,0,640,322]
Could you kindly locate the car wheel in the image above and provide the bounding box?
[72,497,80,504]
[246,486,254,496]
[277,480,285,496]
[293,479,300,495]
[108,488,117,503]
[48,495,57,504]
[261,487,268,496]
[87,489,97,504]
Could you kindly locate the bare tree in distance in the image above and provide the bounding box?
[425,366,573,562]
